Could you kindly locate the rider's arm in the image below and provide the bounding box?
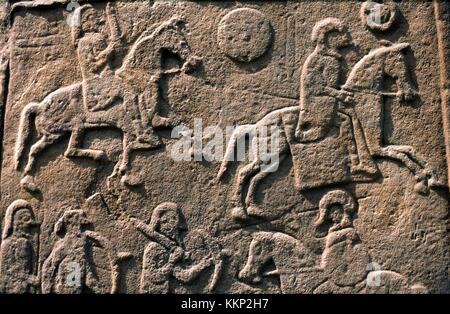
[95,4,121,66]
[144,243,177,284]
[172,256,213,283]
[94,45,114,69]
[321,58,353,102]
[85,230,110,248]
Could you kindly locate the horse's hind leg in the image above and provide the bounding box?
[230,159,261,220]
[21,133,63,192]
[245,153,287,218]
[64,126,107,161]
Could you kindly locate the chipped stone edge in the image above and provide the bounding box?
[434,1,450,190]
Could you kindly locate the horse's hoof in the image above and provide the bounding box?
[21,176,40,193]
[247,206,265,218]
[414,181,429,196]
[231,207,250,221]
[121,174,142,187]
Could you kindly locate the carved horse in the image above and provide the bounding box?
[238,231,322,293]
[239,231,425,294]
[341,42,442,193]
[217,43,439,219]
[14,17,199,192]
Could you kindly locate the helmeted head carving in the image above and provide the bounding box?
[149,202,186,245]
[54,209,91,236]
[315,190,356,232]
[71,4,105,43]
[311,18,351,49]
[2,199,37,240]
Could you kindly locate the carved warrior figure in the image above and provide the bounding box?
[295,18,356,143]
[14,14,201,192]
[73,3,177,144]
[42,209,131,294]
[130,203,214,294]
[0,200,40,293]
[313,190,369,293]
[238,189,429,294]
[217,18,440,221]
[238,190,361,293]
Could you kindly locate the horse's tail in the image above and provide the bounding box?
[216,124,254,182]
[15,102,40,170]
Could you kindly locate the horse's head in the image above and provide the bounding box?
[118,16,202,83]
[156,16,202,75]
[382,43,419,102]
[343,43,419,103]
[238,232,274,284]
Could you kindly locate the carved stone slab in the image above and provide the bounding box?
[0,0,449,294]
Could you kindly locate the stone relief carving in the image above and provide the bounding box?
[0,200,40,293]
[41,208,131,294]
[0,1,448,294]
[217,17,442,221]
[130,203,229,294]
[14,9,201,192]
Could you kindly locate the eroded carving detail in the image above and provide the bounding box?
[217,8,273,63]
[361,1,400,33]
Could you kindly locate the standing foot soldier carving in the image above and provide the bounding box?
[130,203,215,294]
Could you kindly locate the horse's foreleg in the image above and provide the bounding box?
[21,134,62,192]
[116,133,142,187]
[376,145,443,194]
[65,126,107,161]
[229,159,262,220]
[374,145,423,175]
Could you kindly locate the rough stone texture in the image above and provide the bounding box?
[0,0,449,294]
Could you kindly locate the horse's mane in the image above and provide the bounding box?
[135,15,185,46]
[117,15,185,77]
[344,42,410,89]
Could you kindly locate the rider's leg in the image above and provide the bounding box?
[65,126,107,161]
